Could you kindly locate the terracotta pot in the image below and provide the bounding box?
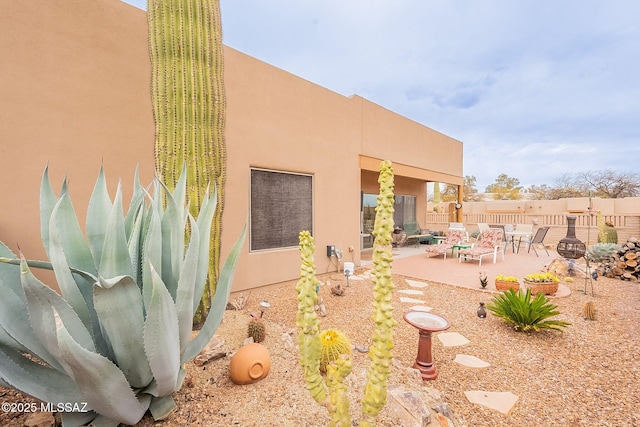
[495,280,520,292]
[229,343,271,385]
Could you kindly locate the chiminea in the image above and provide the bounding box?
[556,216,586,259]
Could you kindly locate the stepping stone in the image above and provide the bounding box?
[400,297,426,304]
[409,305,432,312]
[404,279,429,288]
[454,354,490,369]
[464,391,519,415]
[398,289,424,295]
[437,332,470,347]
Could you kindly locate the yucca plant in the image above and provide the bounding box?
[0,165,245,426]
[485,289,571,332]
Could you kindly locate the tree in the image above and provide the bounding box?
[463,175,480,201]
[148,0,227,325]
[441,183,458,202]
[485,174,523,200]
[578,170,640,198]
[527,184,553,200]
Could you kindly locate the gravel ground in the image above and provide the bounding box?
[1,269,639,427]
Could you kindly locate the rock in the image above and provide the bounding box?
[388,386,431,427]
[24,411,54,427]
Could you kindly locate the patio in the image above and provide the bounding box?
[362,242,574,294]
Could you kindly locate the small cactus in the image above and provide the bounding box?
[583,301,596,320]
[320,329,352,372]
[597,211,618,244]
[248,316,266,343]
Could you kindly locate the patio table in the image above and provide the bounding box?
[504,231,531,253]
[451,243,472,259]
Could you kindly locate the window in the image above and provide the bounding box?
[250,169,313,251]
[393,195,416,227]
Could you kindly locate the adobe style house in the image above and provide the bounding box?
[0,0,463,292]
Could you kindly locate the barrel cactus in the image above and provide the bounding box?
[597,211,618,244]
[0,165,245,426]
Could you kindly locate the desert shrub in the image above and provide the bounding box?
[486,289,571,332]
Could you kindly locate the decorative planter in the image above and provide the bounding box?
[495,280,520,292]
[229,343,271,385]
[523,280,559,295]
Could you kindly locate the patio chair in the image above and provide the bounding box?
[424,229,466,260]
[402,222,433,247]
[458,229,505,266]
[517,226,550,256]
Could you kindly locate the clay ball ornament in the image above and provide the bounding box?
[229,343,271,385]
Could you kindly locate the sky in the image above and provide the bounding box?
[123,0,639,190]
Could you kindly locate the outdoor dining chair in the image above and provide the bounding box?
[457,229,505,266]
[424,229,466,260]
[517,226,550,256]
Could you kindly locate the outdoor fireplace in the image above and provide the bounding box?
[556,216,586,259]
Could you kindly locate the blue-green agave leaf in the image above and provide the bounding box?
[21,255,95,357]
[39,165,60,257]
[192,185,218,314]
[0,342,87,406]
[48,200,94,337]
[126,201,146,287]
[124,165,146,238]
[142,202,163,311]
[0,282,61,371]
[182,224,246,363]
[98,183,134,279]
[175,214,199,354]
[158,178,186,300]
[93,275,152,388]
[60,411,99,427]
[56,324,148,425]
[0,242,23,299]
[86,165,113,267]
[148,395,177,421]
[143,266,180,396]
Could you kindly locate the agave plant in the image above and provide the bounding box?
[485,288,571,332]
[0,165,245,426]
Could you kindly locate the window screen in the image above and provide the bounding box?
[250,169,313,251]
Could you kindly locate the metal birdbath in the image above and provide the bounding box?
[403,311,450,380]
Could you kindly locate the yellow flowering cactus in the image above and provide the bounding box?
[524,272,560,283]
[295,160,397,427]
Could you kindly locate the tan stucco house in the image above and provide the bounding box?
[0,0,463,292]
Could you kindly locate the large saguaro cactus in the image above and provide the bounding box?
[148,0,226,324]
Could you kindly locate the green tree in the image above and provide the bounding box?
[463,175,480,201]
[148,0,227,325]
[485,174,523,200]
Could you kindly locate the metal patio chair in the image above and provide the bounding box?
[517,226,550,256]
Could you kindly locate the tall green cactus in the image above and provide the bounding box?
[148,0,227,324]
[361,160,397,426]
[295,161,396,426]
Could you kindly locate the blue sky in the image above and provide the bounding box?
[123,0,639,190]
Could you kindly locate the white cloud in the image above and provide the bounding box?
[125,0,640,190]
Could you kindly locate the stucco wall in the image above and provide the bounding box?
[0,0,464,292]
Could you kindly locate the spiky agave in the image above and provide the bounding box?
[0,165,245,426]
